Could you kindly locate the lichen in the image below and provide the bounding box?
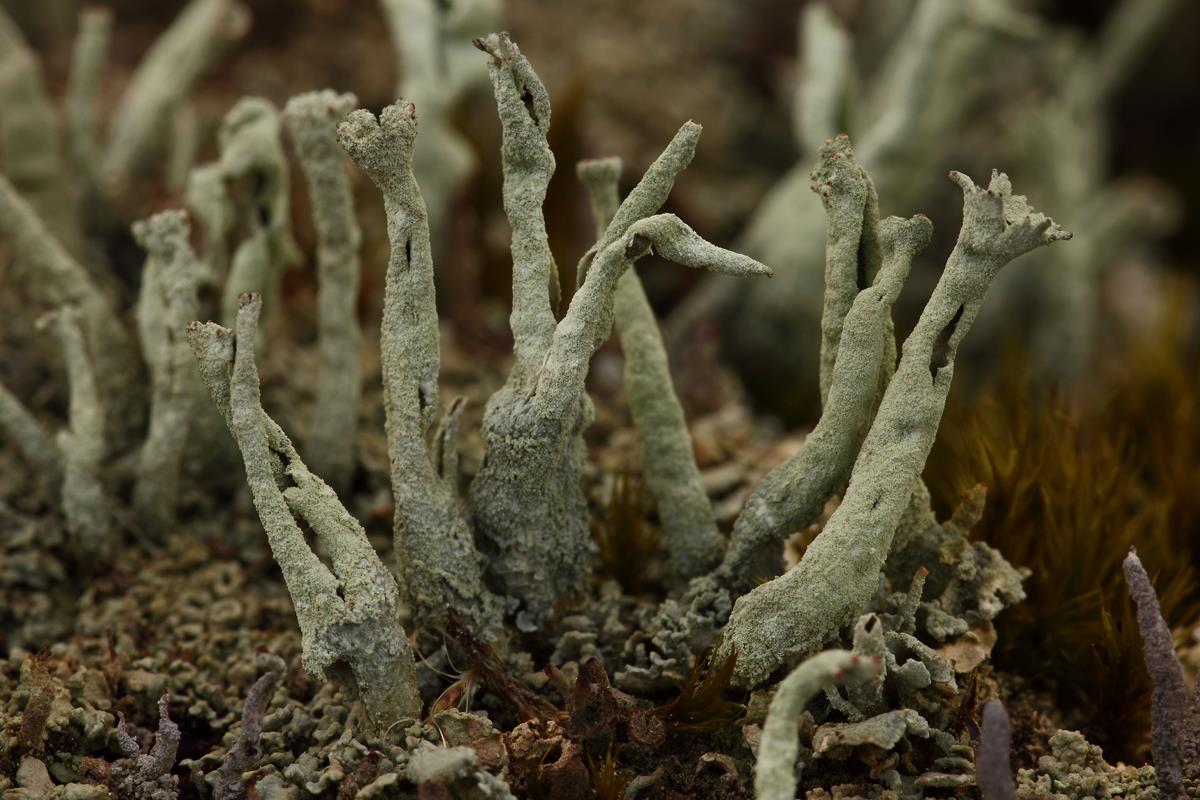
[0,382,62,500]
[112,695,181,800]
[822,609,956,725]
[337,100,501,636]
[467,33,770,629]
[720,153,1071,688]
[1017,730,1158,800]
[0,175,140,446]
[720,139,930,588]
[994,0,1181,382]
[101,0,250,197]
[811,708,930,758]
[578,130,724,583]
[377,0,500,261]
[212,663,281,800]
[37,306,112,562]
[65,7,112,203]
[282,90,363,494]
[885,481,1028,641]
[131,210,200,539]
[0,6,81,253]
[677,0,1037,418]
[0,12,1170,799]
[755,650,881,800]
[188,294,420,731]
[217,97,301,329]
[184,162,234,287]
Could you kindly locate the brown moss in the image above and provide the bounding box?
[653,648,745,735]
[586,746,633,800]
[926,356,1200,761]
[445,610,557,725]
[593,470,662,593]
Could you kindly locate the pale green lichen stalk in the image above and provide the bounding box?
[541,213,770,431]
[337,101,501,636]
[0,383,62,500]
[755,650,881,800]
[720,139,930,588]
[0,291,117,561]
[283,90,364,494]
[476,31,559,384]
[101,0,250,196]
[186,162,235,288]
[132,210,201,539]
[0,175,139,444]
[218,97,302,328]
[464,31,587,628]
[377,0,500,260]
[38,306,112,562]
[188,295,420,731]
[0,6,81,253]
[181,163,243,482]
[578,124,725,583]
[814,138,883,408]
[468,34,769,627]
[792,2,852,159]
[576,157,622,247]
[166,101,203,194]
[65,6,112,200]
[720,162,1071,687]
[474,208,769,628]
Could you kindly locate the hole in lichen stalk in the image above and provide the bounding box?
[418,384,431,413]
[624,234,651,260]
[929,305,964,380]
[293,512,336,577]
[855,234,869,292]
[404,237,412,265]
[327,659,357,692]
[521,87,538,125]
